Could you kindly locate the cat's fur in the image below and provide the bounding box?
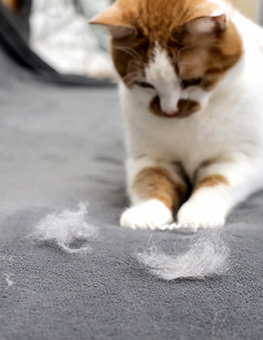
[90,0,263,231]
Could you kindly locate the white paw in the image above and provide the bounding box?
[120,199,173,230]
[177,200,226,232]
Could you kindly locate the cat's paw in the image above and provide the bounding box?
[177,200,226,232]
[120,199,173,230]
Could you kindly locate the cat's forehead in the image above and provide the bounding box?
[116,0,230,26]
[90,0,232,44]
[106,0,232,44]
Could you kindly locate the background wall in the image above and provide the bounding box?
[232,0,262,22]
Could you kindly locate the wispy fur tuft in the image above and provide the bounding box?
[137,231,230,280]
[33,202,97,253]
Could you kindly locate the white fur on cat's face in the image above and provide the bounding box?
[133,43,210,116]
[145,43,181,116]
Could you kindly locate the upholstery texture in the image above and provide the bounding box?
[0,44,263,340]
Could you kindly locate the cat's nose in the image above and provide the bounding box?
[160,92,181,116]
[150,96,179,118]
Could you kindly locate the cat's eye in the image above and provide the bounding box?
[135,81,155,89]
[181,78,202,89]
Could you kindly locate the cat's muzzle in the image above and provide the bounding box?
[150,96,200,119]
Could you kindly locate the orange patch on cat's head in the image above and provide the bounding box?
[90,0,231,36]
[90,0,242,117]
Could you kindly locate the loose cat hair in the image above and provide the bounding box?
[33,202,97,253]
[137,230,230,280]
[90,0,263,232]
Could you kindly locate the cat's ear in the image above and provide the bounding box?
[183,15,227,36]
[182,0,232,35]
[89,5,135,39]
[183,14,227,35]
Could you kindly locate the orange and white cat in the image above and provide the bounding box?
[90,0,263,231]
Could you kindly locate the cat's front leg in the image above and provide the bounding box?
[120,157,187,230]
[177,158,263,231]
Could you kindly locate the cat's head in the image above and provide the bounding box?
[90,0,242,118]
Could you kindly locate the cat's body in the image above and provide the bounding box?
[90,0,263,231]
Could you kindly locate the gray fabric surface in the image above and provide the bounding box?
[0,46,263,340]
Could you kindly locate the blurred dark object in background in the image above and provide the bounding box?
[0,0,114,87]
[1,0,31,39]
[29,0,115,80]
[2,0,22,12]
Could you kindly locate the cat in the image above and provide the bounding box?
[90,0,263,232]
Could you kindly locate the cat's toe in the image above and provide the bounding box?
[120,199,173,230]
[177,200,226,231]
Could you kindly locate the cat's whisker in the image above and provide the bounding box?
[177,45,195,62]
[178,61,197,66]
[122,72,142,85]
[127,60,143,74]
[177,40,217,62]
[162,43,177,61]
[113,45,144,67]
[125,77,140,86]
[125,77,140,87]
[120,45,145,65]
[122,71,141,81]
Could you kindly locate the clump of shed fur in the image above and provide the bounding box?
[137,231,230,280]
[33,202,97,253]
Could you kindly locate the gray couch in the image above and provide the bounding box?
[1,39,263,340]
